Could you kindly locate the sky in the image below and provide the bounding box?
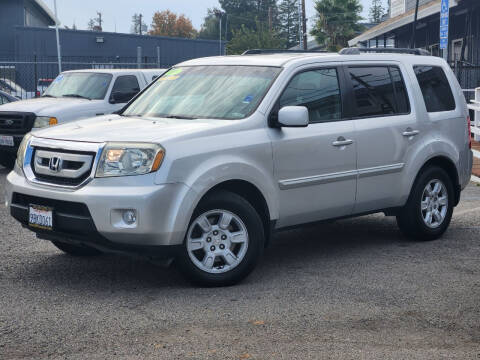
[43,0,376,34]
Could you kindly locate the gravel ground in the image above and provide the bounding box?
[0,166,479,359]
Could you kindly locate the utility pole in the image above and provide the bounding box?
[301,0,307,50]
[409,0,420,48]
[139,14,143,35]
[298,0,303,49]
[53,0,62,73]
[97,12,103,30]
[268,6,272,31]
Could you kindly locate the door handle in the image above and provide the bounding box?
[332,137,354,147]
[402,129,420,137]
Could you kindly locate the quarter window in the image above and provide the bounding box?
[349,66,410,117]
[413,66,455,112]
[279,68,342,123]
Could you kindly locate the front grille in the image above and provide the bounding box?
[0,112,36,134]
[31,147,96,186]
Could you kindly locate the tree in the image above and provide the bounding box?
[87,12,103,32]
[369,0,385,23]
[198,8,221,40]
[310,0,364,51]
[131,13,147,35]
[278,0,300,48]
[227,22,285,55]
[149,10,197,38]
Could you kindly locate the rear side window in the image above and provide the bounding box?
[112,75,140,95]
[348,66,410,117]
[279,68,342,123]
[413,66,455,112]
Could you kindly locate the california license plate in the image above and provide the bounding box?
[0,135,14,147]
[29,205,53,231]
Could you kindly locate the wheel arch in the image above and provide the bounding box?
[411,155,461,206]
[195,179,274,247]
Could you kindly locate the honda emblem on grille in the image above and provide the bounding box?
[49,157,62,172]
[5,119,14,126]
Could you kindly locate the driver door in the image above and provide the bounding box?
[269,67,357,228]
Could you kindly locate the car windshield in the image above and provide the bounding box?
[44,73,113,100]
[122,66,281,120]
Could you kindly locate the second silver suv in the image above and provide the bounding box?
[6,49,473,286]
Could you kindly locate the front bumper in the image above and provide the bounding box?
[0,134,24,154]
[6,168,197,247]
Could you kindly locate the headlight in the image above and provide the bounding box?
[96,143,165,178]
[33,116,58,128]
[16,133,32,169]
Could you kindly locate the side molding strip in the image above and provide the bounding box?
[278,163,404,190]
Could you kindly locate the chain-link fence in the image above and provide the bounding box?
[455,64,480,103]
[0,56,173,100]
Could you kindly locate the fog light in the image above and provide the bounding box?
[122,210,137,225]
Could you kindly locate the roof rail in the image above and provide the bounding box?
[242,49,327,55]
[339,47,430,56]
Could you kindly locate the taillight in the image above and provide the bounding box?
[467,115,472,149]
[35,91,40,98]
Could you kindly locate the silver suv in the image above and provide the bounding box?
[5,49,473,286]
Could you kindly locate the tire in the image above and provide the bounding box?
[176,190,265,287]
[396,166,454,241]
[52,241,103,256]
[0,152,15,169]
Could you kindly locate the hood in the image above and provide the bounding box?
[32,115,229,143]
[0,97,92,114]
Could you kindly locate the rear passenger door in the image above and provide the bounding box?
[345,64,418,213]
[269,66,357,228]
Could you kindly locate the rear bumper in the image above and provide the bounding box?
[6,168,197,247]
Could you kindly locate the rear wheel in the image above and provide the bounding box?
[176,190,265,287]
[396,166,454,241]
[52,241,102,256]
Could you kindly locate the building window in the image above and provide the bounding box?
[429,44,440,57]
[451,38,468,62]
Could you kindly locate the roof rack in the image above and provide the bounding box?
[242,49,327,55]
[339,47,430,56]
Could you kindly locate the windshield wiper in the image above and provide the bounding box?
[164,115,197,120]
[42,94,56,98]
[62,94,91,100]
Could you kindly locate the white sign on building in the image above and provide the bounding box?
[391,0,406,18]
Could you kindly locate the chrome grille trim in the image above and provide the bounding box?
[23,137,106,190]
[34,150,93,179]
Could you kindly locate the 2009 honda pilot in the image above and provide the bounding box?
[5,49,473,286]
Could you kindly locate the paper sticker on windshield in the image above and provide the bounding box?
[159,68,183,81]
[243,95,254,104]
[55,75,64,82]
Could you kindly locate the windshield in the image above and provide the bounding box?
[123,66,281,120]
[44,73,113,100]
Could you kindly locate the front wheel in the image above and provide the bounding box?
[396,166,454,241]
[176,190,265,287]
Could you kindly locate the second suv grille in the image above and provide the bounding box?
[0,112,36,134]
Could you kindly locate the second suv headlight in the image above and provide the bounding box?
[33,116,58,128]
[96,143,165,178]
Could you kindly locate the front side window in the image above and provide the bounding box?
[43,73,113,100]
[112,76,140,95]
[123,66,281,120]
[279,68,342,123]
[413,65,455,112]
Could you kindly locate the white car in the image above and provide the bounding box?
[0,79,34,100]
[0,68,165,167]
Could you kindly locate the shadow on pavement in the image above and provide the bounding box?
[13,214,407,292]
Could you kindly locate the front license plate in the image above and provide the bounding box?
[29,205,53,231]
[0,135,14,147]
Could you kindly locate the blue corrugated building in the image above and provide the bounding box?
[0,0,224,63]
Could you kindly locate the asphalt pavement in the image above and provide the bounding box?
[0,166,479,359]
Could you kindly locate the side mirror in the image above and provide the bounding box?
[278,106,309,127]
[110,91,137,104]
